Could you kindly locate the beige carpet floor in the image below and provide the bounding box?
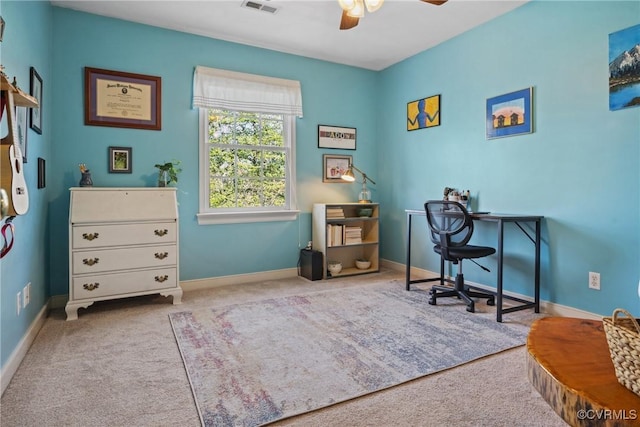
[1,269,566,426]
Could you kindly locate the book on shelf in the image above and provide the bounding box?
[344,226,362,245]
[327,224,364,246]
[326,207,345,219]
[327,223,344,246]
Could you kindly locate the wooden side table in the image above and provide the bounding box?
[527,317,640,426]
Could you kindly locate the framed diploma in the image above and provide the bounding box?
[84,67,161,130]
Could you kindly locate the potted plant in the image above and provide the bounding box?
[154,160,182,187]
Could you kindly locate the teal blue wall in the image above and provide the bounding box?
[0,1,52,367]
[1,0,639,372]
[377,1,640,316]
[48,8,378,293]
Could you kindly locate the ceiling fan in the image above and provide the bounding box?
[339,0,448,30]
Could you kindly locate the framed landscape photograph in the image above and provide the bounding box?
[486,87,533,139]
[85,67,161,130]
[30,67,43,134]
[318,125,356,150]
[323,154,352,183]
[108,146,132,173]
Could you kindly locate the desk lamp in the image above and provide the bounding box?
[341,163,376,203]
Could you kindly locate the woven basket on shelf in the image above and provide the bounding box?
[602,308,640,397]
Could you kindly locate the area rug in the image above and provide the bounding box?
[169,282,528,426]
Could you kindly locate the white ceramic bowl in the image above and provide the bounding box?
[355,259,371,270]
[328,262,342,275]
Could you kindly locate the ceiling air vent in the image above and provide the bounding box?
[241,0,278,14]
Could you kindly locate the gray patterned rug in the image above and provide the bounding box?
[169,281,528,426]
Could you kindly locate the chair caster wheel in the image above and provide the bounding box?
[428,290,437,305]
[466,304,475,313]
[487,298,495,306]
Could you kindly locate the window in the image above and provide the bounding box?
[193,66,303,225]
[198,109,298,224]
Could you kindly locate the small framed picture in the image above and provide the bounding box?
[108,146,132,173]
[30,67,43,134]
[318,125,356,150]
[323,154,352,183]
[37,157,45,189]
[16,106,28,163]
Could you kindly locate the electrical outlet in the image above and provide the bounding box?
[589,272,600,290]
[23,282,31,307]
[16,292,21,315]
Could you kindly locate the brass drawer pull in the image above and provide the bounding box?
[83,283,99,291]
[155,275,169,283]
[155,252,169,260]
[82,233,99,241]
[82,258,99,266]
[154,229,169,237]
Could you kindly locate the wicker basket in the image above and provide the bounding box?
[602,308,640,397]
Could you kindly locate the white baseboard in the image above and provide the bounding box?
[179,267,299,292]
[1,302,49,396]
[381,258,600,320]
[538,301,600,320]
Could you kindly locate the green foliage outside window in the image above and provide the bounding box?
[207,109,287,208]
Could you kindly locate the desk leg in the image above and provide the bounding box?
[406,212,412,290]
[535,220,541,313]
[496,220,505,322]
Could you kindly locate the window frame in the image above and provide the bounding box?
[197,109,299,225]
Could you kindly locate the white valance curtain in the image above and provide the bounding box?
[192,66,303,117]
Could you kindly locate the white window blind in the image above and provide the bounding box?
[192,66,303,117]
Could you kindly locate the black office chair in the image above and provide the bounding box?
[424,200,496,313]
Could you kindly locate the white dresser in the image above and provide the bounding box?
[66,187,182,320]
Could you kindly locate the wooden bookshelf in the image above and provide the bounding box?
[312,203,379,279]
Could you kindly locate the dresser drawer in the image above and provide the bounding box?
[73,245,176,274]
[72,222,176,249]
[72,268,178,300]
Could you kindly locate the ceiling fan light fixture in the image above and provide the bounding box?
[338,0,357,12]
[346,0,365,18]
[364,0,384,13]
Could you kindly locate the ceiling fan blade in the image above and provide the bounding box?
[421,0,448,5]
[340,10,360,30]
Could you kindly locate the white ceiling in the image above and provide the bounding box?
[50,0,529,71]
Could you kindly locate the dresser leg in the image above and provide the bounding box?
[162,289,183,305]
[65,301,94,320]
